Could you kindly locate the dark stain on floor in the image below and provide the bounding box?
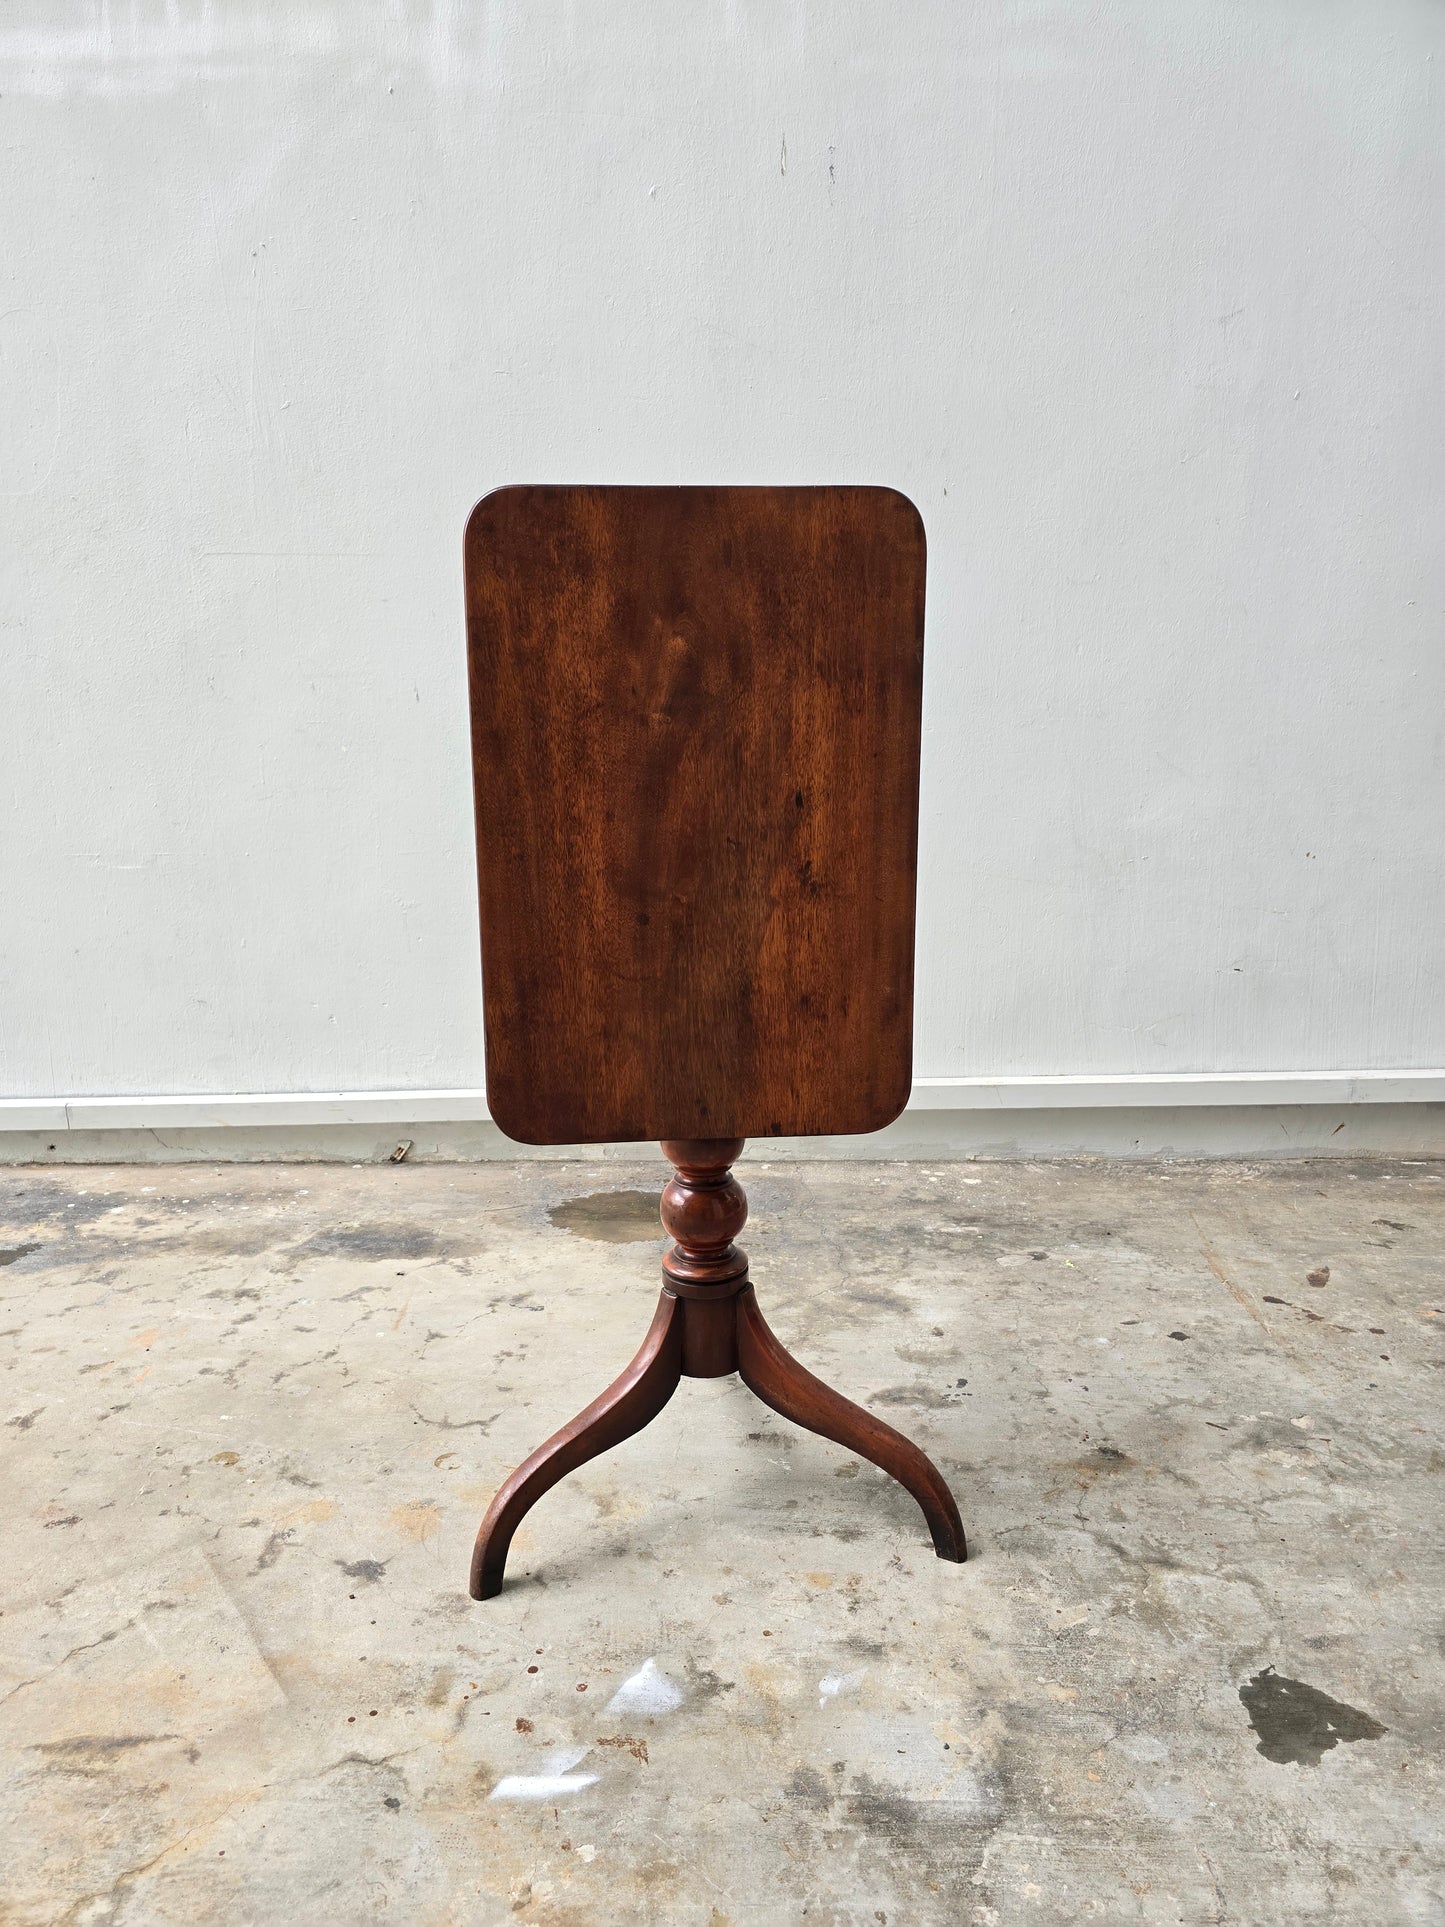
[288,1224,445,1263]
[548,1191,662,1242]
[1240,1666,1387,1765]
[867,1383,964,1410]
[338,1557,388,1584]
[0,1242,41,1266]
[0,1180,126,1234]
[786,1763,832,1810]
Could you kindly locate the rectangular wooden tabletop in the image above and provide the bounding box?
[464,484,926,1145]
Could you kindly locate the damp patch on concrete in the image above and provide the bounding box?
[287,1223,445,1263]
[548,1190,662,1242]
[1239,1666,1387,1766]
[1,1180,124,1226]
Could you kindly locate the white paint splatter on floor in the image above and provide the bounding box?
[818,1670,865,1709]
[488,1746,599,1801]
[605,1657,685,1717]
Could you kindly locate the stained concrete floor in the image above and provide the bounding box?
[1,1155,1442,1926]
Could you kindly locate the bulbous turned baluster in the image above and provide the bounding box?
[660,1137,748,1286]
[660,1138,748,1376]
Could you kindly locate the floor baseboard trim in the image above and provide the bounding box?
[0,1070,1442,1136]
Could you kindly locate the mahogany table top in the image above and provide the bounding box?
[464,484,926,1144]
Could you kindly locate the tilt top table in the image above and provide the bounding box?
[463,484,965,1598]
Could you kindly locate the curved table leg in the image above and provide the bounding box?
[470,1289,685,1598]
[735,1284,966,1563]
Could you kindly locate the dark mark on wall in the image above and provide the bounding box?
[1239,1666,1386,1766]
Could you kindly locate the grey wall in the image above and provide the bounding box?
[2,1,1442,1112]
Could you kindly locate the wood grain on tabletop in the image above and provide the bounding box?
[464,484,926,1145]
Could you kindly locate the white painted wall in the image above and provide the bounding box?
[3,1,1443,1119]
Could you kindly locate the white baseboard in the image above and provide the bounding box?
[907,1070,1445,1109]
[0,1090,492,1132]
[1,1070,1442,1134]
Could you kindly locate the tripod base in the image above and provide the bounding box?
[469,1141,966,1600]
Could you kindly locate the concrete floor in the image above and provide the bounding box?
[1,1156,1441,1926]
